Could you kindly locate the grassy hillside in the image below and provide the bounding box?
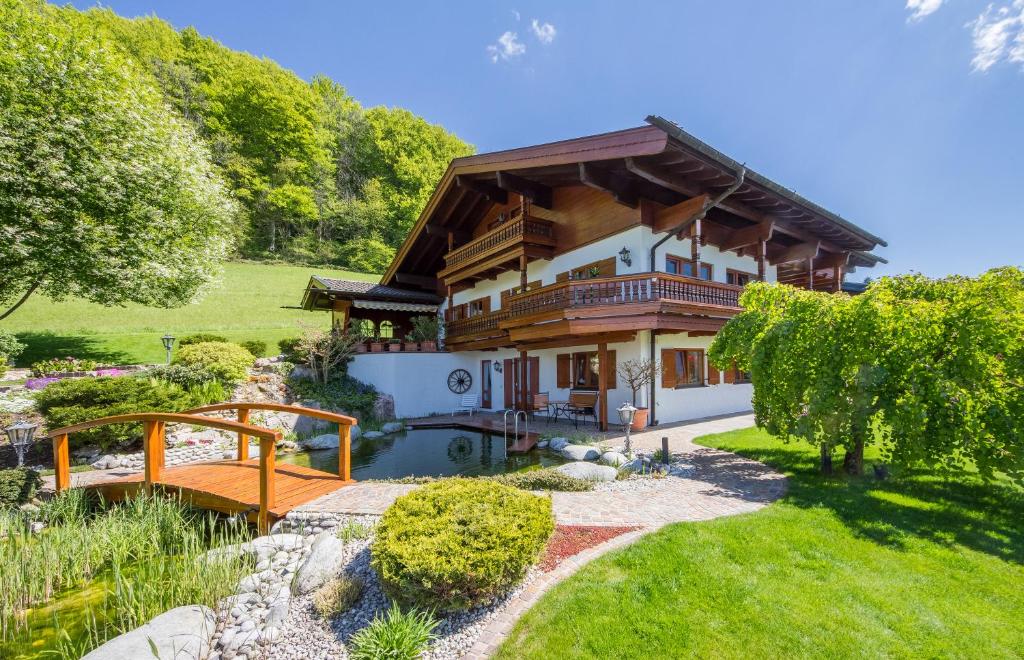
[1,262,377,366]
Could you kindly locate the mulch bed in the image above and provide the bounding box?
[539,524,642,572]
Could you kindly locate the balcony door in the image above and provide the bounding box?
[503,356,539,410]
[480,360,492,409]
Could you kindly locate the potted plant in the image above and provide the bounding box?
[403,336,419,352]
[616,358,663,430]
[387,337,402,352]
[409,315,440,352]
[370,337,385,353]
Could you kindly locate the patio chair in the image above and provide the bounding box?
[453,394,481,417]
[567,390,598,429]
[529,392,550,423]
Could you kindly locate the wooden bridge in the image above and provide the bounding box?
[48,403,357,533]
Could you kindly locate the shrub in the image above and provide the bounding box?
[0,357,7,380]
[238,339,267,357]
[147,364,218,389]
[372,479,554,611]
[296,327,359,384]
[490,467,594,492]
[178,333,228,346]
[348,603,437,660]
[0,468,42,507]
[174,342,254,383]
[287,374,377,420]
[0,330,24,363]
[408,315,439,343]
[312,575,364,619]
[277,336,305,363]
[35,377,195,450]
[31,357,98,376]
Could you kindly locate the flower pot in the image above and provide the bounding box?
[356,341,368,353]
[388,341,402,352]
[630,407,649,431]
[370,342,384,353]
[403,341,419,352]
[419,341,437,352]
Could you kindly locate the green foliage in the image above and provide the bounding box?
[0,0,236,319]
[238,339,267,357]
[147,363,218,389]
[174,341,255,383]
[34,376,196,450]
[0,357,7,380]
[0,468,42,507]
[312,575,364,619]
[710,268,1024,481]
[0,330,24,362]
[178,333,229,347]
[287,374,378,420]
[336,520,373,542]
[277,336,306,363]
[373,479,554,611]
[490,467,594,492]
[295,327,360,384]
[407,315,440,343]
[30,357,98,376]
[336,235,397,274]
[348,602,438,660]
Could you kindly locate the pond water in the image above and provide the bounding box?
[278,427,565,479]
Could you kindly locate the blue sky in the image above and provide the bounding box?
[69,0,1023,279]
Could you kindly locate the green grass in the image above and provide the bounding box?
[0,261,377,366]
[497,428,1024,659]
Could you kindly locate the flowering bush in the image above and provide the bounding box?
[94,368,125,377]
[24,378,60,391]
[30,357,98,377]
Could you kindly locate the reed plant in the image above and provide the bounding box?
[0,491,250,657]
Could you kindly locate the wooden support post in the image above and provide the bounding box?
[807,257,815,290]
[338,424,351,482]
[691,218,702,278]
[518,350,528,412]
[142,420,164,494]
[833,264,842,292]
[237,408,250,461]
[662,437,670,465]
[519,254,528,292]
[258,436,276,535]
[52,433,70,493]
[598,342,609,431]
[757,238,766,281]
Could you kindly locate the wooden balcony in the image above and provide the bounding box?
[445,272,742,345]
[439,214,556,287]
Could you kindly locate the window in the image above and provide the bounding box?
[661,348,705,388]
[378,320,394,339]
[726,269,755,286]
[557,351,616,390]
[666,255,712,281]
[467,295,490,317]
[726,362,751,384]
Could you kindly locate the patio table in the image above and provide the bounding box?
[547,400,570,424]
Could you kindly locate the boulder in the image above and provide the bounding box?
[373,393,396,420]
[243,533,304,558]
[363,431,385,439]
[548,437,569,451]
[81,605,215,660]
[555,461,618,482]
[536,440,549,449]
[380,422,403,434]
[600,451,629,467]
[293,400,330,436]
[90,454,118,470]
[300,434,339,450]
[559,444,601,461]
[292,533,345,594]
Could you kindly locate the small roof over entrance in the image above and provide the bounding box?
[300,276,441,312]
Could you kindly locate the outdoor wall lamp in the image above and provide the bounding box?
[5,420,38,467]
[161,334,176,365]
[493,361,503,373]
[618,246,632,267]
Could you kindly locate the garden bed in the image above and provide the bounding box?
[539,525,642,572]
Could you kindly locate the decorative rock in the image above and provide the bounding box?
[548,437,569,451]
[363,431,385,439]
[380,422,403,434]
[244,533,304,556]
[90,454,118,470]
[600,451,629,467]
[292,533,345,594]
[373,393,396,420]
[81,605,215,660]
[559,444,601,461]
[536,440,549,449]
[300,433,341,450]
[555,461,618,482]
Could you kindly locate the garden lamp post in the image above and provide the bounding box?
[5,420,38,467]
[161,334,176,365]
[617,402,638,457]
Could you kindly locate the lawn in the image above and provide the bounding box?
[1,261,377,366]
[497,428,1024,659]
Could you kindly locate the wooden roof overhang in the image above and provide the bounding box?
[383,118,886,291]
[300,276,441,312]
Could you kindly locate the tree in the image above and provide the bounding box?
[296,326,360,384]
[709,268,1024,483]
[0,0,237,319]
[616,358,662,407]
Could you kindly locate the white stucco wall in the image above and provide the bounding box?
[348,352,477,418]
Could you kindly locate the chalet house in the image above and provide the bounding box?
[302,116,887,429]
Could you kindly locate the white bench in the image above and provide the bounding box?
[453,394,480,417]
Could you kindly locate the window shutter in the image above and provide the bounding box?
[503,359,514,408]
[556,354,570,388]
[608,350,617,389]
[597,256,617,277]
[661,349,676,389]
[708,365,720,385]
[482,296,491,314]
[556,271,569,283]
[724,362,736,384]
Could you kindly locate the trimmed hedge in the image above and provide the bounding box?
[0,468,42,507]
[490,466,593,492]
[35,376,196,450]
[372,479,554,611]
[178,333,229,346]
[174,341,254,383]
[147,364,218,389]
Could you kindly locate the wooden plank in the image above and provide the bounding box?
[52,433,70,493]
[259,438,276,534]
[142,420,162,494]
[49,413,280,442]
[339,425,351,482]
[496,171,553,209]
[237,409,249,461]
[187,403,357,427]
[598,342,609,431]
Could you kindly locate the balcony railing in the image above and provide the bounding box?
[442,214,555,271]
[445,272,742,340]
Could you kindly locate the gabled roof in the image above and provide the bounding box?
[382,116,887,287]
[300,276,441,311]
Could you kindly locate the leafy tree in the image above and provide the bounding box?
[710,269,1024,483]
[0,0,236,320]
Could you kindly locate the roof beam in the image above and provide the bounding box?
[720,220,775,252]
[769,241,820,265]
[424,223,471,243]
[392,273,438,290]
[625,157,765,224]
[496,171,553,209]
[578,163,638,208]
[813,251,851,270]
[455,175,508,205]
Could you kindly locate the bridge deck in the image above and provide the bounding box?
[89,459,351,525]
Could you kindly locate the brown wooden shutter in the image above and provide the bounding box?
[708,365,720,385]
[556,354,570,388]
[724,362,736,384]
[503,359,514,408]
[482,296,491,314]
[661,349,677,389]
[556,270,569,283]
[597,256,616,277]
[608,350,617,389]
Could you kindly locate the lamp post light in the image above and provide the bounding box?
[5,420,39,467]
[161,334,176,365]
[616,402,638,457]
